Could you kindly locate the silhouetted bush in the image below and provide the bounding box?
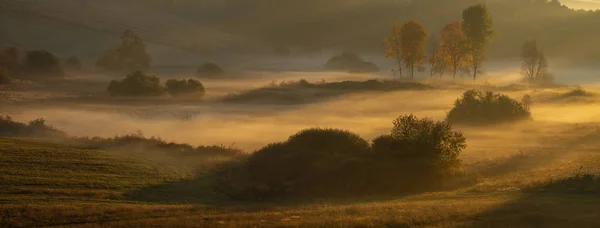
[22,50,65,80]
[240,128,372,198]
[326,52,379,73]
[107,71,164,97]
[197,63,224,78]
[216,115,467,199]
[371,115,466,188]
[0,116,66,137]
[165,79,205,98]
[446,90,532,125]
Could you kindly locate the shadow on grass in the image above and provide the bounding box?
[466,175,600,228]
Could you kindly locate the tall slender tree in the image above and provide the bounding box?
[462,4,493,80]
[400,20,428,79]
[427,34,440,77]
[521,40,549,82]
[384,22,403,79]
[440,22,469,78]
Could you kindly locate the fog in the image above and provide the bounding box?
[5,67,600,165]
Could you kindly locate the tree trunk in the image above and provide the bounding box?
[472,65,477,80]
[397,59,403,80]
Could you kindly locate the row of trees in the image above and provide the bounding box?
[385,4,493,80]
[0,46,76,84]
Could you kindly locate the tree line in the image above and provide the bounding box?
[385,4,493,80]
[385,3,551,83]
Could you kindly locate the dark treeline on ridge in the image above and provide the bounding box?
[142,0,598,60]
[1,0,599,64]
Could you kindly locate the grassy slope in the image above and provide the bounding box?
[1,137,600,227]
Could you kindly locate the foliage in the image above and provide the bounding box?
[96,30,151,72]
[22,50,65,79]
[521,40,552,84]
[107,71,164,97]
[0,116,66,137]
[440,22,470,78]
[462,4,493,80]
[218,114,466,199]
[326,52,379,73]
[372,114,466,186]
[427,34,446,77]
[447,90,532,125]
[400,20,428,79]
[165,78,205,97]
[197,63,225,78]
[384,22,404,78]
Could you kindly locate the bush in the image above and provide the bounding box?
[217,115,467,199]
[107,71,164,97]
[326,52,380,73]
[165,79,205,98]
[446,90,532,125]
[231,128,372,198]
[197,63,224,78]
[22,50,65,79]
[0,116,66,137]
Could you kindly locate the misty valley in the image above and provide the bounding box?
[2,0,600,227]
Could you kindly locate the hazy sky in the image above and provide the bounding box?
[563,0,600,9]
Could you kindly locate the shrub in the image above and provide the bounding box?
[234,128,372,198]
[0,116,66,137]
[165,79,205,97]
[446,90,532,125]
[22,50,65,79]
[197,63,224,78]
[326,52,380,73]
[107,71,164,97]
[217,115,467,199]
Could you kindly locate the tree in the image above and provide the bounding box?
[165,78,206,97]
[0,66,11,85]
[384,22,403,79]
[197,63,225,78]
[462,4,493,80]
[400,20,428,79]
[440,22,469,78]
[521,40,550,83]
[4,46,19,73]
[97,30,151,72]
[65,56,82,71]
[23,50,65,79]
[427,34,443,77]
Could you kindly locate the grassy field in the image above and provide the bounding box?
[2,134,600,228]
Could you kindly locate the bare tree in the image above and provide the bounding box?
[521,40,550,83]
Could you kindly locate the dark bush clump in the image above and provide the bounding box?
[197,63,224,78]
[326,52,380,73]
[22,50,65,80]
[0,116,66,137]
[107,71,164,97]
[216,114,467,200]
[236,128,372,198]
[165,79,205,98]
[446,90,532,125]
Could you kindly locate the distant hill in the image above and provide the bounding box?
[2,0,600,66]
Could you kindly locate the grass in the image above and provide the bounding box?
[222,79,431,105]
[3,134,600,227]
